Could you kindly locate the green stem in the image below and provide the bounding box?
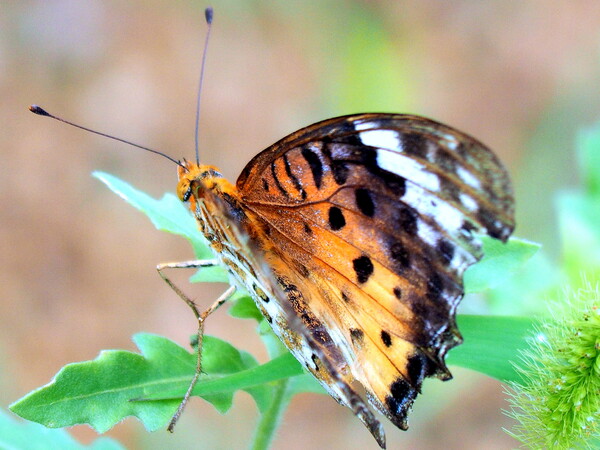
[251,378,290,450]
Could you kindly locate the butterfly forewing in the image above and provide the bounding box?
[234,114,515,433]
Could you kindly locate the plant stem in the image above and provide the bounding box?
[251,378,290,450]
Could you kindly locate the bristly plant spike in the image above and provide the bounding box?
[505,280,600,448]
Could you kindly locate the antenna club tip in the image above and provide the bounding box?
[205,7,213,24]
[30,105,50,116]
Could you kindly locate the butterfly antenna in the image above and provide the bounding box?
[29,105,186,169]
[194,7,214,166]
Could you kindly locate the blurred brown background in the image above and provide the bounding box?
[2,1,600,449]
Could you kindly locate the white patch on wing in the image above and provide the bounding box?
[402,183,465,235]
[355,121,379,132]
[425,140,438,162]
[377,149,440,192]
[444,136,459,150]
[456,166,481,189]
[448,245,477,272]
[358,129,402,151]
[459,193,478,212]
[416,220,440,246]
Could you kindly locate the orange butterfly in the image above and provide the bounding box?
[169,113,515,448]
[29,108,514,448]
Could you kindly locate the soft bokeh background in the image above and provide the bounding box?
[2,1,600,448]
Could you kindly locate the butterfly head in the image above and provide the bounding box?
[176,159,226,203]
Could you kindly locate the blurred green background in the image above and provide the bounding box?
[2,1,600,448]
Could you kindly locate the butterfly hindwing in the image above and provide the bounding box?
[183,177,387,447]
[235,114,515,432]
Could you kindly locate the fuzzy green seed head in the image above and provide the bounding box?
[505,281,600,448]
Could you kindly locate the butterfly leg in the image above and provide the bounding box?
[156,260,236,432]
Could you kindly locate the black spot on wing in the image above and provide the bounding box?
[328,206,346,231]
[383,173,407,197]
[436,150,457,173]
[331,121,362,146]
[393,287,402,299]
[360,146,408,197]
[353,255,374,284]
[455,141,469,158]
[439,177,462,205]
[258,305,272,324]
[311,353,320,371]
[478,205,508,240]
[426,272,444,301]
[390,241,410,268]
[397,206,418,235]
[322,141,407,196]
[283,153,307,200]
[385,377,415,430]
[301,146,323,189]
[261,178,269,192]
[262,223,271,236]
[461,220,478,234]
[350,328,364,346]
[296,263,310,278]
[303,222,312,234]
[437,240,455,264]
[380,330,392,347]
[252,283,269,303]
[355,188,375,217]
[402,133,428,158]
[331,160,349,185]
[406,354,428,388]
[270,161,289,197]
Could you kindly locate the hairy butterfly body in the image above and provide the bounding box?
[177,113,515,448]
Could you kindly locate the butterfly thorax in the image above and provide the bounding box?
[177,161,251,248]
[177,160,275,284]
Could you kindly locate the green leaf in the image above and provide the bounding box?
[10,316,536,436]
[228,292,264,323]
[448,315,536,383]
[486,250,561,316]
[10,333,271,432]
[0,408,124,450]
[464,236,540,294]
[144,353,305,402]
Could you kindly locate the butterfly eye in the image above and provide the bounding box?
[176,178,193,202]
[182,187,192,202]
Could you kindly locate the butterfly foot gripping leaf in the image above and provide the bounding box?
[176,113,515,447]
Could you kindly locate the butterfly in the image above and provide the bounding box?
[170,112,515,448]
